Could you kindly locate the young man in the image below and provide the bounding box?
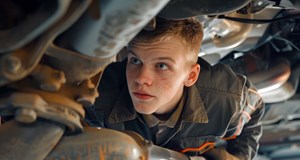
[85,17,264,160]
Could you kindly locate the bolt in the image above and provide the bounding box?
[5,56,22,73]
[215,34,222,39]
[76,96,93,107]
[15,108,37,123]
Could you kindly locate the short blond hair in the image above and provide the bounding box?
[129,17,203,64]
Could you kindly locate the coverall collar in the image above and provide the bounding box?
[142,89,187,128]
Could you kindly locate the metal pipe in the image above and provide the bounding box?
[148,144,190,160]
[248,62,291,93]
[68,0,170,58]
[124,130,190,160]
[46,128,189,160]
[201,12,253,53]
[0,119,65,160]
[258,66,299,103]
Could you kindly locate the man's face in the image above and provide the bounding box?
[126,37,199,115]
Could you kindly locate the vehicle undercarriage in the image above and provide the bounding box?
[1,0,300,159]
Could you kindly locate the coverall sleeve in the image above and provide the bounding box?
[226,79,265,160]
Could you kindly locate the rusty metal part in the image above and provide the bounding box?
[75,79,100,107]
[0,50,27,83]
[45,127,189,160]
[1,60,100,131]
[31,64,66,92]
[46,44,111,84]
[0,119,65,160]
[46,127,147,160]
[158,0,253,19]
[0,51,103,132]
[15,108,38,123]
[0,0,92,87]
[0,92,83,133]
[0,1,183,159]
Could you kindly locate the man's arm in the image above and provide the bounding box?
[202,78,264,160]
[226,79,265,160]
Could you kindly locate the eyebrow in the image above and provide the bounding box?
[128,50,176,64]
[128,51,138,57]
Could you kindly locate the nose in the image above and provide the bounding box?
[135,66,153,86]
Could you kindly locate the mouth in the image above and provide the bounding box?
[132,91,154,100]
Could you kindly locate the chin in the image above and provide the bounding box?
[133,105,155,115]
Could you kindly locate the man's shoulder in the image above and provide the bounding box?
[94,60,128,111]
[196,57,246,97]
[99,60,127,90]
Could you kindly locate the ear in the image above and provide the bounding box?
[184,64,200,87]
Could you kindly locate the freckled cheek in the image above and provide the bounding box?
[157,78,173,91]
[126,68,137,82]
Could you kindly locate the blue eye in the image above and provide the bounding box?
[130,57,142,65]
[156,63,169,70]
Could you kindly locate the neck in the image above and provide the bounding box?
[154,87,184,118]
[154,108,176,121]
